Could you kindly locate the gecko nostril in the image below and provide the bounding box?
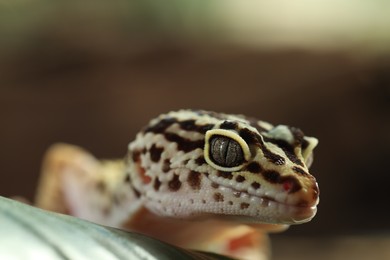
[281,177,301,193]
[283,180,293,192]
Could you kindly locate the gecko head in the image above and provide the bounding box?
[128,110,319,225]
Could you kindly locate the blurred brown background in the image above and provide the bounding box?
[1,1,390,258]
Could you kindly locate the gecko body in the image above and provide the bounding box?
[35,109,319,260]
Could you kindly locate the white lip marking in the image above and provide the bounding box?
[211,176,317,222]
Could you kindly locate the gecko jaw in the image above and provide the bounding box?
[211,181,318,225]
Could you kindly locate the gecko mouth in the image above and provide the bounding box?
[210,181,318,225]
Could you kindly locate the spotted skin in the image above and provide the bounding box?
[35,109,320,260]
[127,110,319,224]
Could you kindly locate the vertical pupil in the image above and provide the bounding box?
[210,135,244,167]
[226,141,238,166]
[210,136,226,164]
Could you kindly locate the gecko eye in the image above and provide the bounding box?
[204,129,250,171]
[209,135,244,167]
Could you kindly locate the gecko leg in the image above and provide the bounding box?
[35,143,136,226]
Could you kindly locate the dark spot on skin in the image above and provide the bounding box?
[239,128,286,165]
[162,159,171,173]
[233,191,241,198]
[144,117,177,133]
[124,174,131,183]
[302,138,309,150]
[178,119,197,131]
[236,175,245,183]
[190,199,194,204]
[200,124,215,133]
[263,136,294,149]
[145,116,212,152]
[239,128,259,145]
[260,142,286,165]
[228,201,233,205]
[292,166,309,176]
[132,187,141,198]
[202,199,206,204]
[179,119,214,134]
[214,192,224,202]
[164,133,204,153]
[154,178,161,191]
[262,195,276,202]
[211,183,219,189]
[287,154,303,166]
[240,203,250,209]
[195,156,206,165]
[262,170,280,183]
[188,171,202,190]
[246,162,262,173]
[263,136,304,167]
[220,121,237,130]
[96,181,106,193]
[289,127,305,146]
[217,171,233,179]
[183,159,190,165]
[131,150,141,162]
[149,144,164,162]
[251,182,261,189]
[168,174,181,191]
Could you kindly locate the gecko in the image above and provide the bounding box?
[35,109,319,260]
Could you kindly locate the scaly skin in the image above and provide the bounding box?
[35,109,319,260]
